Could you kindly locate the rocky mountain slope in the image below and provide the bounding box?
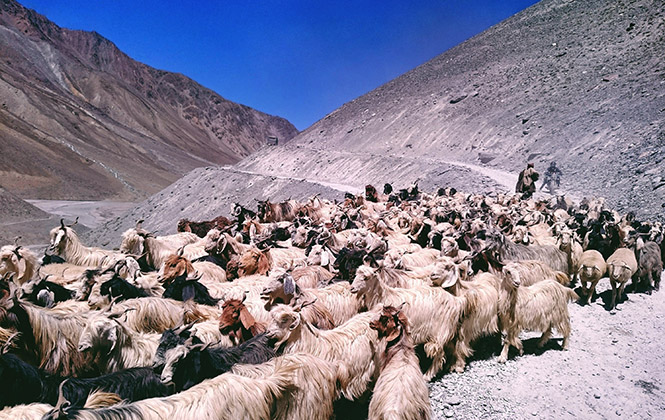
[87,0,664,244]
[237,0,664,220]
[0,0,298,201]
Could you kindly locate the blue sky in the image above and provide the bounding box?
[19,0,539,130]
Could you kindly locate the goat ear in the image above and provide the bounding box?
[106,325,118,355]
[288,315,300,331]
[283,274,296,295]
[239,307,254,331]
[385,324,402,342]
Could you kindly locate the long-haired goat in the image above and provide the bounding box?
[159,332,276,392]
[49,219,125,267]
[231,353,339,420]
[0,242,37,285]
[351,265,466,379]
[485,231,568,273]
[266,304,381,400]
[50,358,297,420]
[368,305,432,420]
[497,266,578,363]
[77,311,160,373]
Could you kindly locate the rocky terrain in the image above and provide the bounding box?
[0,0,298,200]
[236,0,664,221]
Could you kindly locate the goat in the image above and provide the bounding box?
[257,199,300,223]
[219,295,266,344]
[43,359,296,420]
[177,216,234,238]
[231,353,339,420]
[557,229,584,283]
[440,271,501,373]
[162,273,220,306]
[368,305,432,420]
[0,241,37,285]
[266,304,381,399]
[261,271,358,327]
[0,352,170,408]
[578,250,607,305]
[350,265,466,379]
[121,223,199,270]
[77,311,159,373]
[497,266,578,363]
[606,248,638,310]
[0,279,96,377]
[634,238,663,293]
[21,276,74,308]
[486,231,568,273]
[49,219,125,267]
[159,332,276,392]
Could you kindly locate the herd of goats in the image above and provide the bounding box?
[0,181,664,419]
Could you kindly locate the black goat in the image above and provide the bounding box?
[100,274,148,302]
[40,252,66,266]
[333,247,367,280]
[162,273,219,306]
[22,277,74,308]
[0,352,170,408]
[160,332,276,392]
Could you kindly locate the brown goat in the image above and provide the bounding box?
[219,295,266,345]
[238,248,273,277]
[177,216,234,238]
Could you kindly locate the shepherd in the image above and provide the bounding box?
[515,162,539,199]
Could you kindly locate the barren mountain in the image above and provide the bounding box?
[237,0,664,220]
[88,0,664,244]
[0,0,298,201]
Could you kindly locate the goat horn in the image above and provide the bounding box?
[54,379,71,414]
[1,332,21,354]
[108,307,136,320]
[68,217,79,227]
[60,218,66,229]
[13,236,21,247]
[177,246,185,257]
[136,219,144,229]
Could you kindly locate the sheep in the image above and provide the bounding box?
[350,265,466,379]
[231,353,339,420]
[634,238,663,293]
[49,219,125,267]
[0,242,37,285]
[497,266,578,363]
[368,305,432,420]
[0,351,170,408]
[77,311,160,373]
[159,332,276,392]
[42,359,297,420]
[577,250,607,305]
[266,304,381,399]
[606,248,638,310]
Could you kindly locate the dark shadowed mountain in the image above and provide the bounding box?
[0,0,298,200]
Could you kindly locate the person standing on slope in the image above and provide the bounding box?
[540,161,562,194]
[515,162,539,199]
